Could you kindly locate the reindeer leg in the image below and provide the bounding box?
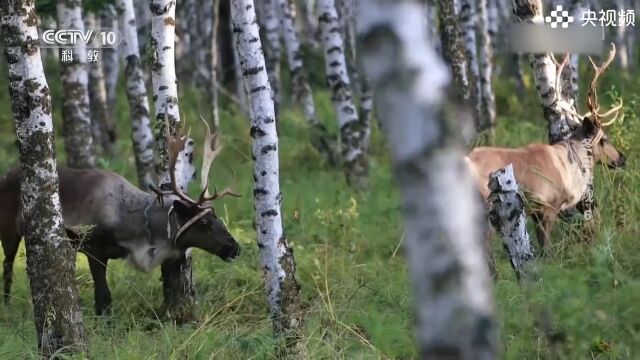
[532,212,550,254]
[87,252,112,316]
[1,233,20,305]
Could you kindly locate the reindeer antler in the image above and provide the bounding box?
[196,116,240,207]
[586,43,622,127]
[150,107,199,205]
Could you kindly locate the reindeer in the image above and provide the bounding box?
[466,44,626,249]
[0,121,239,315]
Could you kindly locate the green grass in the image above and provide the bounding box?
[0,55,639,359]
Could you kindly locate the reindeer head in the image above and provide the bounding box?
[562,44,626,169]
[151,118,241,262]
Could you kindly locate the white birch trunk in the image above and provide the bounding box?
[260,0,283,114]
[478,0,496,133]
[85,13,114,155]
[210,0,221,132]
[317,0,369,188]
[116,0,156,188]
[196,0,214,87]
[57,0,96,169]
[230,14,248,110]
[425,0,441,54]
[459,0,482,129]
[358,2,496,357]
[487,0,499,52]
[101,4,120,114]
[488,164,535,280]
[299,0,320,48]
[438,0,470,100]
[616,0,629,70]
[149,0,197,323]
[1,0,88,355]
[231,0,305,351]
[278,0,335,162]
[512,0,574,143]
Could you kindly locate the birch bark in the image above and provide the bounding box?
[512,0,574,143]
[210,0,221,134]
[317,0,369,188]
[260,0,282,115]
[85,13,114,155]
[278,0,334,162]
[488,164,535,281]
[101,4,120,114]
[231,0,305,354]
[478,0,496,134]
[116,0,156,188]
[149,0,197,323]
[358,2,496,358]
[438,0,470,100]
[1,0,88,355]
[459,0,482,128]
[57,0,96,169]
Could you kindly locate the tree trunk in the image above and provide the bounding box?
[488,164,534,281]
[459,0,482,130]
[230,6,249,111]
[196,0,214,88]
[438,0,470,101]
[231,1,306,355]
[149,0,197,324]
[512,0,574,144]
[298,0,319,48]
[85,12,114,155]
[487,0,499,52]
[358,1,496,358]
[259,0,282,116]
[425,0,441,54]
[116,0,156,188]
[615,0,629,70]
[210,0,221,134]
[477,0,496,135]
[57,0,96,169]
[317,0,368,189]
[101,4,120,117]
[277,0,335,163]
[1,1,88,356]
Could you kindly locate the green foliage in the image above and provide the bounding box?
[0,55,639,359]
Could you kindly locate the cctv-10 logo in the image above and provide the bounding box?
[40,28,122,48]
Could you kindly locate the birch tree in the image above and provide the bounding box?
[438,0,470,101]
[478,0,496,133]
[210,0,221,136]
[1,0,88,355]
[57,0,96,169]
[231,0,305,354]
[277,0,334,162]
[512,0,574,143]
[116,0,156,188]
[101,4,120,113]
[149,0,198,323]
[317,0,369,188]
[358,1,496,357]
[459,0,482,128]
[425,0,441,54]
[85,13,114,155]
[259,0,282,114]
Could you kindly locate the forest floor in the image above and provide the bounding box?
[0,57,639,359]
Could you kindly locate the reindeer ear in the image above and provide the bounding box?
[172,199,194,221]
[582,117,597,135]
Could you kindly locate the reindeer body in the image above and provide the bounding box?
[0,167,239,314]
[466,141,590,213]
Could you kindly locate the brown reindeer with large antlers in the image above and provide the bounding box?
[0,120,240,315]
[466,44,626,249]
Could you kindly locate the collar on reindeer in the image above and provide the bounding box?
[167,206,213,246]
